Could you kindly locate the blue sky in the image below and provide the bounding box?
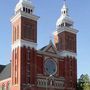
[0,0,90,78]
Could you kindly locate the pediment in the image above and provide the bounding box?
[41,40,58,55]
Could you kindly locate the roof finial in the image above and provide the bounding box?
[49,33,53,44]
[61,0,68,16]
[63,0,67,8]
[64,0,66,2]
[63,0,66,5]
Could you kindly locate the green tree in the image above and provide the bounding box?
[77,74,90,90]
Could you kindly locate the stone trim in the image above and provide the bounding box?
[59,50,77,58]
[37,51,60,58]
[53,27,78,35]
[12,39,37,50]
[11,11,39,23]
[36,75,65,89]
[0,78,11,83]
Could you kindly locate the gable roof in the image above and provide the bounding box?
[0,63,11,81]
[40,40,58,55]
[40,46,47,51]
[0,65,6,73]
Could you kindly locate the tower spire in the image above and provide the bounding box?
[61,0,68,16]
[19,0,31,2]
[64,0,66,5]
[56,0,74,28]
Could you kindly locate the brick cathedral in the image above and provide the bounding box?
[0,0,78,90]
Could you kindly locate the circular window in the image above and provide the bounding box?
[44,59,57,75]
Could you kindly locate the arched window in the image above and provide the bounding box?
[26,8,28,13]
[27,48,30,61]
[64,11,66,14]
[28,9,30,13]
[23,7,25,12]
[17,25,19,39]
[14,27,16,41]
[27,48,30,84]
[30,9,33,14]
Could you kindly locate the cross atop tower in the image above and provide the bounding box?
[64,0,66,1]
[63,0,67,7]
[64,0,66,3]
[19,0,32,3]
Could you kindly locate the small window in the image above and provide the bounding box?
[14,27,17,41]
[64,11,65,14]
[61,23,64,27]
[17,25,19,39]
[31,9,33,13]
[65,23,72,27]
[28,9,30,13]
[23,7,25,12]
[27,77,30,84]
[27,49,30,61]
[26,8,28,13]
[27,63,30,72]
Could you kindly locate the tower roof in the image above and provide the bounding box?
[0,63,11,80]
[56,0,73,28]
[15,0,34,14]
[19,0,33,6]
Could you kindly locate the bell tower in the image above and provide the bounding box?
[11,0,39,90]
[54,1,78,90]
[54,0,78,58]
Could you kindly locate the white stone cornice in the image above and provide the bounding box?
[11,11,39,23]
[0,78,11,83]
[53,27,78,35]
[12,39,37,50]
[59,50,77,58]
[37,51,60,58]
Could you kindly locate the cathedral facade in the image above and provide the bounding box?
[0,0,78,90]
